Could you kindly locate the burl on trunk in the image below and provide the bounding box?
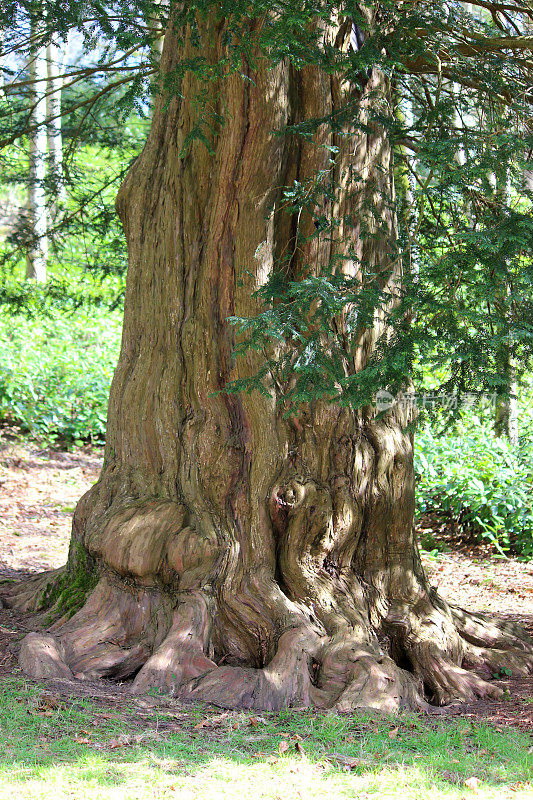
[5,10,532,711]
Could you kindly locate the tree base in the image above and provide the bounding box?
[6,572,533,713]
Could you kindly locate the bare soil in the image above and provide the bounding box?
[0,439,532,730]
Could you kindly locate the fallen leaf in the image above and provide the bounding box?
[248,716,267,727]
[465,777,481,791]
[329,754,367,770]
[107,739,125,750]
[295,741,305,757]
[388,727,399,739]
[40,696,61,709]
[194,712,230,730]
[104,734,145,750]
[279,740,290,754]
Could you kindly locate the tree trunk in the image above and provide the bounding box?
[494,352,519,446]
[25,25,48,282]
[0,28,5,92]
[46,38,67,207]
[7,9,532,712]
[493,171,519,447]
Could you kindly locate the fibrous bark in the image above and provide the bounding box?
[5,8,532,712]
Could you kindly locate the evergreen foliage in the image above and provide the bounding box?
[1,3,532,406]
[1,1,532,426]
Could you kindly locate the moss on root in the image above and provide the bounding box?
[43,546,99,621]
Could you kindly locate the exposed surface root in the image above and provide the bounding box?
[463,643,533,680]
[452,606,533,651]
[132,592,217,695]
[452,605,533,684]
[13,576,174,681]
[8,568,533,712]
[3,568,64,613]
[19,632,74,680]
[331,653,426,713]
[387,593,516,706]
[179,627,321,711]
[414,647,503,705]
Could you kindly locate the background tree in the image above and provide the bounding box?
[3,0,533,712]
[25,10,48,280]
[46,34,68,207]
[0,0,157,305]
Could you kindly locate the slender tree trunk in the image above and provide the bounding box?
[0,28,5,92]
[399,96,419,281]
[148,1,165,67]
[494,352,519,446]
[7,9,532,711]
[46,37,66,207]
[493,171,519,446]
[25,25,48,282]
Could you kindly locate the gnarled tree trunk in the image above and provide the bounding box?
[6,8,532,712]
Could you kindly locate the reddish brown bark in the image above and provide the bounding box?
[5,9,533,711]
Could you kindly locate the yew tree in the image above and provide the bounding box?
[5,0,533,711]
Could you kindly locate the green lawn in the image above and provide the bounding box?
[0,677,530,799]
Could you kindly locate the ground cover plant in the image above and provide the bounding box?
[0,308,121,445]
[0,676,531,800]
[415,423,533,559]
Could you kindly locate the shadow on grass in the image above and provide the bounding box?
[0,676,530,799]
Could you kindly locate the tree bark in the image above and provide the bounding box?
[493,170,519,447]
[6,8,532,712]
[46,37,67,207]
[494,353,519,446]
[25,26,48,282]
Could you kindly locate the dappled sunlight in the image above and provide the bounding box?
[0,677,530,800]
[0,3,532,797]
[1,743,530,800]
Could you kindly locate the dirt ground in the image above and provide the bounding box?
[0,438,532,730]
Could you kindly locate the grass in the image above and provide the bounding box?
[0,677,531,799]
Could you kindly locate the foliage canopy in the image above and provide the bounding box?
[1,1,532,410]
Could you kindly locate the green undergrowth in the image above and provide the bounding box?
[415,419,533,559]
[0,308,121,446]
[0,676,530,800]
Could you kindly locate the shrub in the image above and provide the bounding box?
[0,308,121,445]
[415,421,533,558]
